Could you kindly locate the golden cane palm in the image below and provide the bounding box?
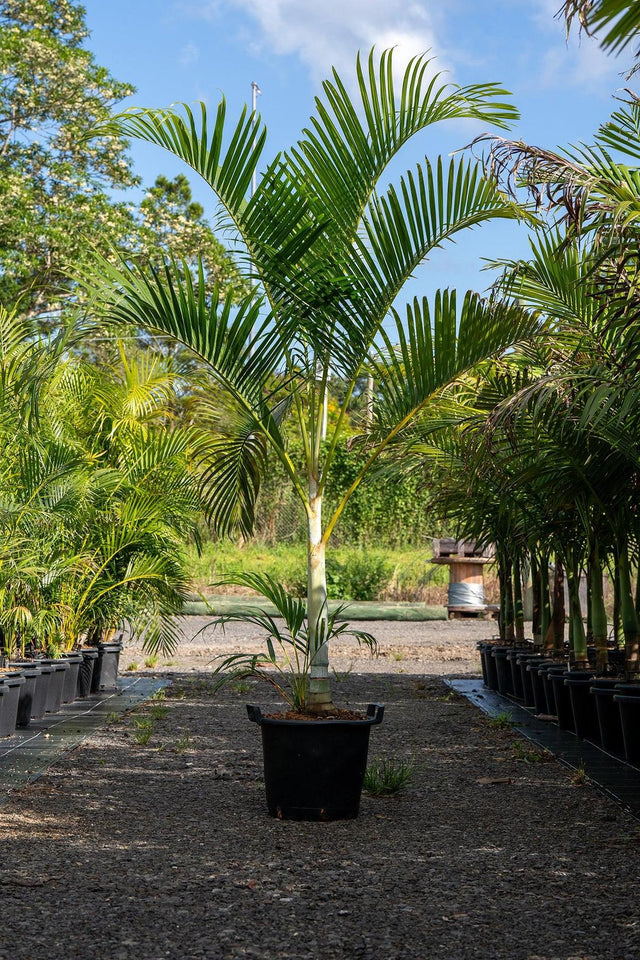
[81,48,542,710]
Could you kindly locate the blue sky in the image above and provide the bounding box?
[83,0,632,304]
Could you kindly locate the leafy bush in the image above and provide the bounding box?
[326,550,393,600]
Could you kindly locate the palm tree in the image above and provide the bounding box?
[81,49,542,711]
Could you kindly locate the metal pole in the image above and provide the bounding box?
[249,81,261,354]
[251,81,261,198]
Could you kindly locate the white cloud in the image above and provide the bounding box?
[185,0,447,87]
[538,35,622,92]
[179,41,201,66]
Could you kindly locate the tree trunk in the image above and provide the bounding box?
[539,554,551,652]
[513,552,525,645]
[589,541,609,671]
[566,551,587,666]
[307,493,333,712]
[551,559,565,656]
[617,536,639,677]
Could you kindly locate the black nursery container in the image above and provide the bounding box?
[77,648,99,698]
[483,644,499,690]
[39,660,69,713]
[547,670,575,731]
[247,703,384,821]
[492,647,515,697]
[590,679,625,756]
[528,661,556,716]
[91,641,122,693]
[0,673,25,737]
[8,663,42,728]
[564,672,598,742]
[614,684,640,767]
[61,654,83,703]
[518,654,544,708]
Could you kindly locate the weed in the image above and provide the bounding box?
[363,758,413,796]
[173,735,192,753]
[331,665,354,683]
[106,712,121,724]
[144,655,159,669]
[572,763,588,786]
[162,661,176,666]
[149,704,168,720]
[126,662,138,672]
[488,711,513,730]
[392,651,404,662]
[231,680,252,694]
[151,689,166,701]
[512,740,553,764]
[133,717,154,745]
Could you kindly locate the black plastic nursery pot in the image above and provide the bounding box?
[483,644,499,690]
[247,703,385,821]
[565,672,598,742]
[506,649,529,701]
[60,654,82,703]
[8,663,42,728]
[0,673,25,737]
[591,679,625,756]
[528,661,557,716]
[541,665,566,717]
[77,648,99,698]
[477,643,489,686]
[39,659,69,713]
[91,642,122,692]
[614,689,640,767]
[517,654,544,708]
[492,647,515,697]
[546,670,575,731]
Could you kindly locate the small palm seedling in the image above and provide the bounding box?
[363,758,413,796]
[208,572,377,713]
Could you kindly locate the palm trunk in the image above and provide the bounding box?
[589,541,609,671]
[531,553,540,645]
[513,552,525,645]
[566,550,587,666]
[551,558,565,656]
[539,553,551,651]
[307,492,333,712]
[617,535,639,677]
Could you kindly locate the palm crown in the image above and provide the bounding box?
[83,49,541,710]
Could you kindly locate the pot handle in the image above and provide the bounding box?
[366,703,385,724]
[246,704,263,724]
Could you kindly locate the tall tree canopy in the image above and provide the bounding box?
[0,0,243,322]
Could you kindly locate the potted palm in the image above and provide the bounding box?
[83,48,541,818]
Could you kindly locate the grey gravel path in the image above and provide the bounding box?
[0,648,637,960]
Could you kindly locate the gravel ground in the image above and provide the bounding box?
[0,619,638,960]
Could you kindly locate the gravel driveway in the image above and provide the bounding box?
[0,620,636,960]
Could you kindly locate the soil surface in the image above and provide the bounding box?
[0,619,637,960]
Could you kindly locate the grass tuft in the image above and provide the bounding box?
[363,758,413,796]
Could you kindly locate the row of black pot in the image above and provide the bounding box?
[478,642,640,767]
[0,642,122,738]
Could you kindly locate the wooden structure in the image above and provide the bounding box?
[430,539,496,618]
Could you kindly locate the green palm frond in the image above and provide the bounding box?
[372,290,541,433]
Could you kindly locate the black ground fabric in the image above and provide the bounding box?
[0,671,637,960]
